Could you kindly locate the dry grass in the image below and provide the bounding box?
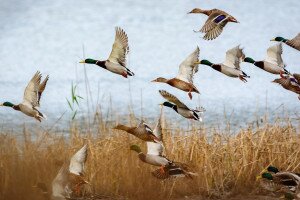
[0,115,299,200]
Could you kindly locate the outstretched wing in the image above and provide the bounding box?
[147,108,164,156]
[265,43,284,68]
[286,33,300,51]
[273,78,300,94]
[23,71,42,107]
[176,47,200,83]
[37,75,49,107]
[223,45,245,69]
[108,27,129,67]
[69,144,88,175]
[159,90,189,109]
[52,162,69,198]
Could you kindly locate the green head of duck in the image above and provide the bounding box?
[267,166,279,173]
[261,172,273,180]
[160,102,175,108]
[271,36,288,43]
[200,60,214,66]
[79,58,97,64]
[130,145,142,153]
[0,102,15,107]
[244,57,256,64]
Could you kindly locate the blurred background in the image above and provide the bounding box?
[0,0,298,130]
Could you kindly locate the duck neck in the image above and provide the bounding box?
[96,60,107,69]
[138,152,146,162]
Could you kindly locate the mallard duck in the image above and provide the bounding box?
[152,47,200,100]
[273,73,300,100]
[257,167,300,199]
[271,33,300,51]
[114,120,161,143]
[79,27,134,78]
[244,43,290,76]
[52,144,89,199]
[0,71,48,122]
[130,111,198,179]
[196,45,249,82]
[188,8,238,40]
[159,90,204,121]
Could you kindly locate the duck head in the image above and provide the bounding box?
[130,145,142,153]
[0,102,15,107]
[228,16,239,23]
[267,166,279,174]
[271,36,287,42]
[79,58,97,64]
[151,77,168,83]
[160,102,175,108]
[243,57,256,64]
[195,60,214,67]
[187,8,202,14]
[257,172,273,180]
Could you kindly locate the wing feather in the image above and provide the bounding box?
[273,77,300,94]
[176,47,200,83]
[147,109,164,156]
[265,43,284,68]
[286,33,300,51]
[37,75,49,107]
[108,27,129,67]
[159,90,189,109]
[223,45,245,69]
[69,144,88,175]
[23,71,42,107]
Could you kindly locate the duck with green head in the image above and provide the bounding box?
[244,43,290,77]
[257,169,300,197]
[196,45,249,82]
[79,27,134,78]
[159,90,204,121]
[130,110,198,179]
[271,33,300,51]
[0,71,48,122]
[152,47,200,100]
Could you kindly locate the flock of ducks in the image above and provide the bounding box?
[1,6,300,200]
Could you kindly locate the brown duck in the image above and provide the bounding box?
[188,8,238,40]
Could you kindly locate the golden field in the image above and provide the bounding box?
[0,114,299,200]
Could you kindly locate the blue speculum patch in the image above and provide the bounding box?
[214,15,226,23]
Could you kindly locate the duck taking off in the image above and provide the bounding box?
[159,90,204,121]
[271,33,300,52]
[196,45,249,82]
[273,73,300,100]
[0,71,48,122]
[79,27,134,78]
[188,8,239,40]
[130,110,198,179]
[113,120,161,143]
[152,47,200,100]
[244,43,290,77]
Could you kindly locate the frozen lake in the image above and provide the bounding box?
[0,0,298,130]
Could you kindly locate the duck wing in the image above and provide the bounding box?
[176,46,199,84]
[147,108,164,156]
[69,144,88,176]
[37,75,49,107]
[108,27,129,67]
[159,90,189,110]
[52,162,69,198]
[286,33,300,51]
[223,45,245,70]
[23,71,42,107]
[293,73,300,83]
[273,77,300,94]
[265,43,285,68]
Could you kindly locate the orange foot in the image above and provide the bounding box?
[160,166,165,174]
[122,72,128,78]
[280,71,285,79]
[74,184,81,196]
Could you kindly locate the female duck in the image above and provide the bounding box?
[80,27,134,78]
[273,73,300,100]
[152,47,200,100]
[188,8,239,40]
[0,71,48,122]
